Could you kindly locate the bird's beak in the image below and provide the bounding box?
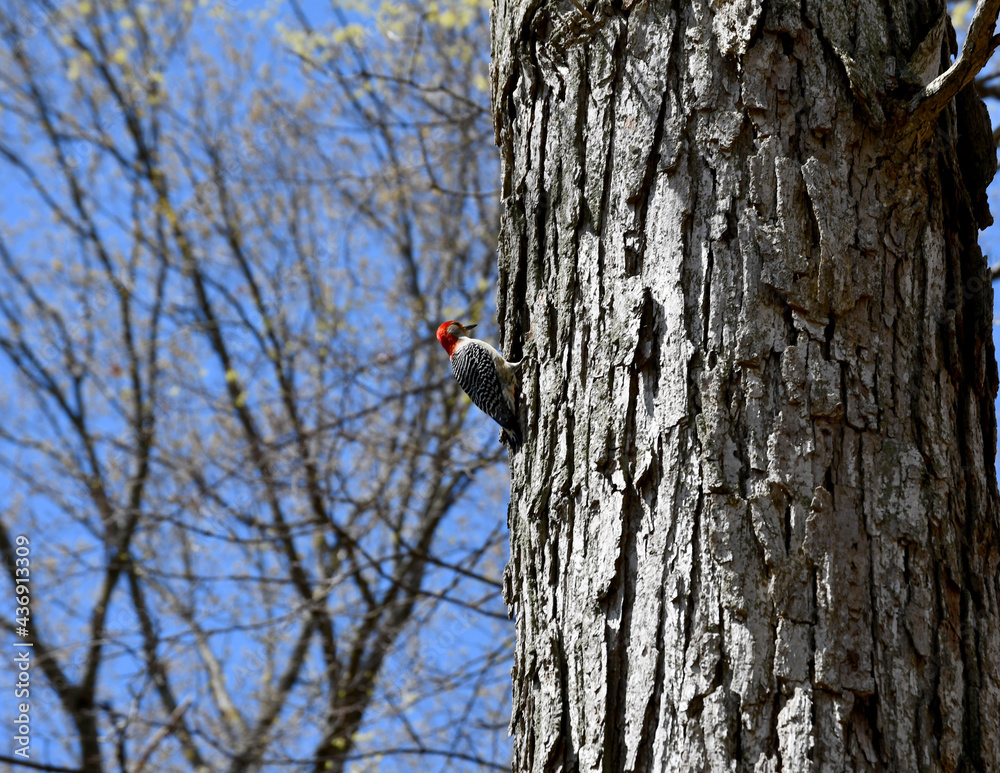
[464,323,477,331]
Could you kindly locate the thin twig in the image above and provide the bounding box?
[132,696,194,773]
[0,756,83,773]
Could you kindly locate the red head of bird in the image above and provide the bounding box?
[436,321,477,356]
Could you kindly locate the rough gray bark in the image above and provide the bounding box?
[491,0,1000,770]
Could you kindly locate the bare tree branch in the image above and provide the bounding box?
[132,696,194,773]
[907,0,1000,129]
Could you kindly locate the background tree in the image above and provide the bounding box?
[0,0,513,770]
[494,0,1000,770]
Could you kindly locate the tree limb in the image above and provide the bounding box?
[907,0,1000,129]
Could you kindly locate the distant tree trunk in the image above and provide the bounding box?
[492,0,1000,770]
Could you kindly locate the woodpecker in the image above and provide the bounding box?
[436,321,523,449]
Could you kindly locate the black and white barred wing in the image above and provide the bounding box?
[450,342,522,446]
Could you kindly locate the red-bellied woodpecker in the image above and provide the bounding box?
[436,321,523,449]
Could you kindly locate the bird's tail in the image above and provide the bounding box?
[502,424,523,452]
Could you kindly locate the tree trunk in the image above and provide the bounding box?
[492,0,1000,770]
